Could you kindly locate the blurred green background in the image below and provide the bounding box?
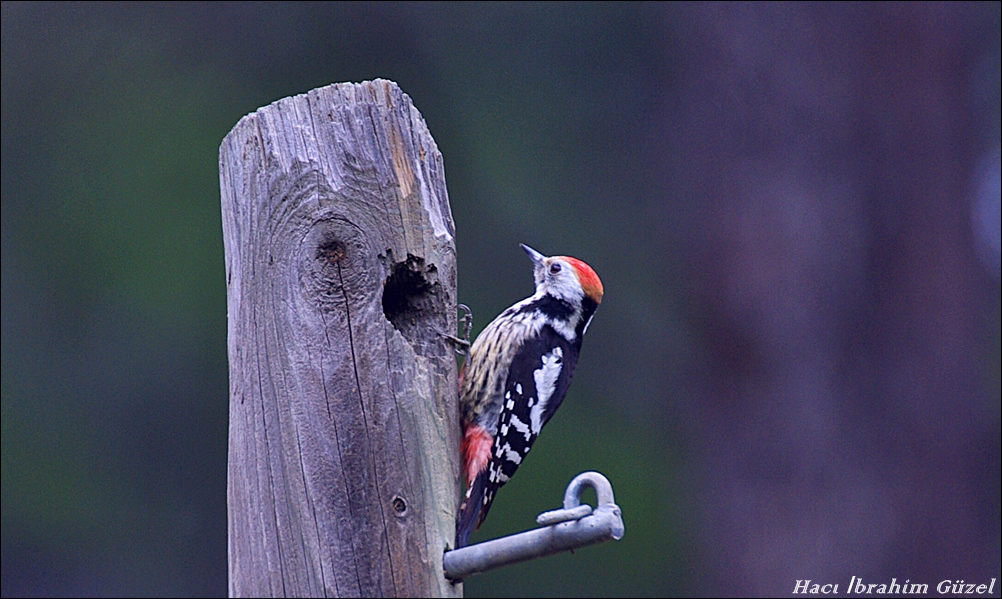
[2,3,1000,597]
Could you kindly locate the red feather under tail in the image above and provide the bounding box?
[456,423,493,548]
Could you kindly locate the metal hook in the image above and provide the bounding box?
[443,471,625,581]
[535,470,619,525]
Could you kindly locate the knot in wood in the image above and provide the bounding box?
[391,494,408,518]
[316,240,346,265]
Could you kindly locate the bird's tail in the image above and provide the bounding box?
[455,471,486,549]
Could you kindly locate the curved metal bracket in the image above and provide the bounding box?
[443,471,625,581]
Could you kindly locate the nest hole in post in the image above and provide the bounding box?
[381,253,440,346]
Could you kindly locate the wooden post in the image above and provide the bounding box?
[220,80,462,598]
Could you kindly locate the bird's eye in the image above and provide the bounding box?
[549,263,562,275]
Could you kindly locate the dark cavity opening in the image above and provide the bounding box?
[382,254,438,343]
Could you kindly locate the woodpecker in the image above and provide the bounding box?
[456,243,603,548]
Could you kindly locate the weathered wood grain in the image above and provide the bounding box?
[220,80,461,598]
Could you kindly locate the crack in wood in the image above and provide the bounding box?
[337,259,397,595]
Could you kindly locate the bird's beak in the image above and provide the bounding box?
[520,243,545,266]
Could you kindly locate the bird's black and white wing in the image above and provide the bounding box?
[475,324,581,528]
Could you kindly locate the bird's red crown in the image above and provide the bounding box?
[561,256,604,304]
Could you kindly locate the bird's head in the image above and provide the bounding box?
[521,243,604,306]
